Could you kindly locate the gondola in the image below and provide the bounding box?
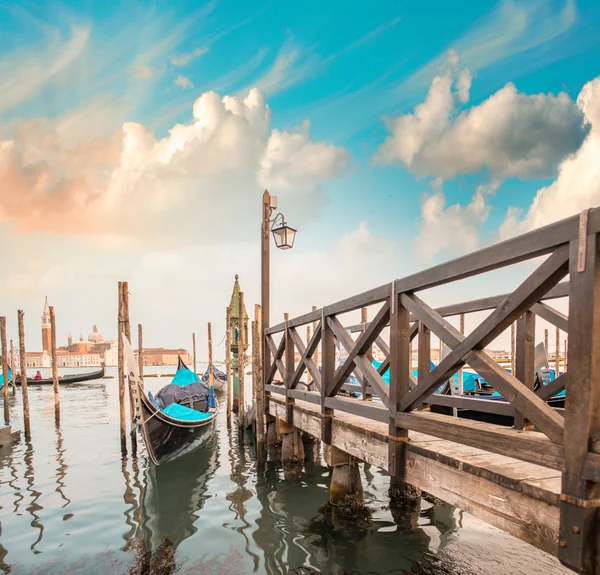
[200,365,227,391]
[11,366,105,386]
[124,338,218,466]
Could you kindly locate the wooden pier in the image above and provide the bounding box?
[262,208,600,574]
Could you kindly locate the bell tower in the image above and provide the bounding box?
[41,296,51,353]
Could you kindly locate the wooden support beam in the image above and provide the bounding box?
[536,372,567,402]
[514,311,535,430]
[531,302,569,333]
[208,322,214,388]
[17,310,30,440]
[117,282,126,455]
[192,332,197,375]
[265,335,285,385]
[321,309,335,444]
[1,317,8,425]
[555,327,560,376]
[238,292,245,426]
[284,313,295,424]
[558,233,600,573]
[50,306,60,424]
[122,282,135,456]
[138,324,143,382]
[288,324,322,390]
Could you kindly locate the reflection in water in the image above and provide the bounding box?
[121,457,139,544]
[141,433,219,552]
[23,442,44,553]
[54,425,71,509]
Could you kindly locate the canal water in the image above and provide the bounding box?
[1,367,570,574]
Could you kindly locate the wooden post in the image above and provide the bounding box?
[192,332,197,375]
[361,307,372,401]
[458,313,465,396]
[261,191,271,434]
[306,323,311,387]
[138,324,143,381]
[208,323,214,388]
[284,312,295,424]
[510,322,516,375]
[1,317,8,425]
[514,311,535,430]
[117,282,127,456]
[254,304,265,458]
[238,292,245,427]
[312,305,319,370]
[418,321,432,411]
[564,338,568,372]
[226,307,232,420]
[122,281,135,456]
[50,306,60,424]
[10,340,15,395]
[17,310,31,440]
[555,327,560,375]
[321,308,334,445]
[544,328,549,353]
[558,233,600,572]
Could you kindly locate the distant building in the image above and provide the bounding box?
[135,348,192,366]
[41,297,51,353]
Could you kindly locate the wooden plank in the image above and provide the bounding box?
[288,388,321,404]
[531,302,569,333]
[558,234,600,573]
[265,335,285,385]
[395,410,564,471]
[394,208,599,295]
[515,311,535,430]
[536,372,567,402]
[266,308,322,335]
[331,302,390,393]
[323,283,392,318]
[265,384,285,395]
[321,309,335,444]
[325,396,389,423]
[418,322,431,383]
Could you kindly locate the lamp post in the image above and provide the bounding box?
[261,190,297,336]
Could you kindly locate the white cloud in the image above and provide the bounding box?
[174,75,194,89]
[132,64,155,80]
[170,47,209,67]
[0,88,348,245]
[500,75,600,237]
[375,53,588,180]
[414,180,500,261]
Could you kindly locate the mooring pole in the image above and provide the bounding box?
[458,313,465,395]
[226,307,232,420]
[1,317,9,425]
[238,292,245,428]
[193,332,197,375]
[138,324,143,383]
[17,310,31,440]
[255,304,265,458]
[544,328,549,353]
[208,323,214,388]
[510,322,516,376]
[122,282,135,456]
[555,327,560,375]
[10,340,15,395]
[50,306,60,424]
[261,191,271,428]
[117,282,127,456]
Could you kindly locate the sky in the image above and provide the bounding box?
[1,0,599,358]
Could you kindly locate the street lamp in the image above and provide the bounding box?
[261,188,296,345]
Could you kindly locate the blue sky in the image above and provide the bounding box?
[1,0,599,352]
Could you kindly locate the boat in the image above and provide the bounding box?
[200,365,227,391]
[124,337,218,466]
[11,366,105,386]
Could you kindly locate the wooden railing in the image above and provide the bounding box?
[264,207,600,574]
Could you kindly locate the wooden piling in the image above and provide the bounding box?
[312,305,319,370]
[193,332,197,375]
[1,317,9,425]
[458,314,465,396]
[138,324,143,381]
[208,323,214,388]
[564,338,568,372]
[306,323,311,387]
[510,322,516,375]
[254,304,265,458]
[9,340,15,395]
[238,292,245,427]
[226,307,232,420]
[544,328,549,353]
[122,282,135,456]
[555,327,560,375]
[117,282,127,456]
[17,310,31,440]
[50,306,60,424]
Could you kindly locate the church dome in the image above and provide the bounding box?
[88,325,104,343]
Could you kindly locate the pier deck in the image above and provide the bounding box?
[262,207,600,573]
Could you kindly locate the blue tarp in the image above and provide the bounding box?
[162,402,212,421]
[171,365,200,387]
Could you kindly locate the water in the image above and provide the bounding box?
[0,367,571,574]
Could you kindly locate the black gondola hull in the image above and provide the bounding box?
[138,391,218,465]
[13,366,105,386]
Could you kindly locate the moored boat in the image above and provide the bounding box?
[200,365,227,391]
[124,338,218,466]
[10,366,105,386]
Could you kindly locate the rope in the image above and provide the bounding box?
[215,332,226,347]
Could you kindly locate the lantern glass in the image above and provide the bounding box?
[271,224,296,250]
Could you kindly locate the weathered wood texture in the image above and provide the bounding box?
[117,282,127,456]
[226,307,232,419]
[17,310,30,440]
[238,292,245,426]
[262,209,600,574]
[254,304,265,457]
[122,282,136,456]
[1,317,8,425]
[50,306,60,423]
